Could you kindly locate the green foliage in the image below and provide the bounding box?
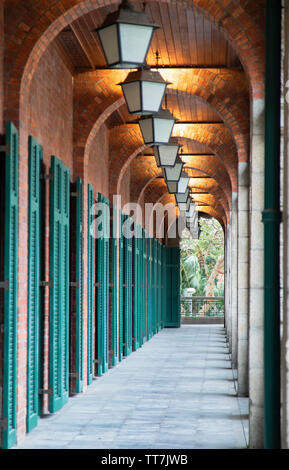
[180,217,224,297]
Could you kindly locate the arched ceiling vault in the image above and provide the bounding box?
[4,0,263,232]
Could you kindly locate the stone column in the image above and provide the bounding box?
[249,98,265,449]
[238,162,250,396]
[231,194,238,369]
[225,223,232,349]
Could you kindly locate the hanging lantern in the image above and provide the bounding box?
[118,66,170,115]
[186,202,196,219]
[163,156,184,193]
[175,188,190,204]
[153,138,181,167]
[177,171,189,194]
[94,0,159,69]
[138,108,176,145]
[177,198,191,214]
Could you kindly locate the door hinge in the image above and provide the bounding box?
[0,418,8,430]
[94,282,101,288]
[39,280,53,288]
[0,324,4,334]
[0,280,9,291]
[123,283,127,288]
[39,388,53,396]
[109,282,114,288]
[93,359,102,365]
[0,143,10,155]
[40,173,54,181]
[70,281,79,288]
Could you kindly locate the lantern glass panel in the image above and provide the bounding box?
[98,25,120,65]
[167,181,178,193]
[163,162,182,182]
[178,173,189,193]
[176,189,189,203]
[122,81,141,113]
[154,117,174,143]
[119,23,154,64]
[186,204,196,219]
[141,81,166,113]
[154,145,179,167]
[139,118,153,143]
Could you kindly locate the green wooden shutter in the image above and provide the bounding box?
[123,216,133,357]
[69,178,83,393]
[2,122,18,449]
[142,232,147,344]
[27,136,42,432]
[132,223,140,351]
[165,247,181,328]
[49,156,70,413]
[87,185,94,385]
[118,210,124,361]
[111,205,118,366]
[96,193,109,376]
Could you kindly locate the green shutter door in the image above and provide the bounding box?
[132,223,140,351]
[142,233,147,344]
[111,205,118,366]
[2,122,19,449]
[118,211,124,361]
[123,216,132,357]
[49,156,70,413]
[96,193,109,376]
[147,238,152,340]
[27,136,42,432]
[69,178,83,393]
[87,185,94,385]
[165,247,181,328]
[157,242,162,332]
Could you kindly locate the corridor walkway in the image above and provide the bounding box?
[16,326,248,449]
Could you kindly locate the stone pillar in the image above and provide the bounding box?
[225,223,232,348]
[231,194,238,369]
[249,98,265,449]
[238,162,250,396]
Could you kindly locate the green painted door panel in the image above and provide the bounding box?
[96,193,109,376]
[165,247,181,328]
[49,156,70,413]
[69,178,84,394]
[87,185,94,385]
[111,205,118,366]
[27,136,42,433]
[2,122,19,449]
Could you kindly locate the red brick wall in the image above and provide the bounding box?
[27,42,73,172]
[16,42,74,436]
[87,124,109,198]
[120,167,131,210]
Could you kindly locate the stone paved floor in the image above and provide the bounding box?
[15,325,249,449]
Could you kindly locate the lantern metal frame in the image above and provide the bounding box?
[163,155,184,194]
